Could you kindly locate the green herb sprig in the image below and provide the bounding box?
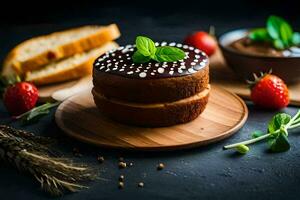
[132,36,185,63]
[13,102,60,125]
[249,15,300,49]
[223,110,300,153]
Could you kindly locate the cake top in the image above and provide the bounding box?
[94,42,208,79]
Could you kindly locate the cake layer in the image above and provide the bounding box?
[93,66,209,103]
[92,85,210,127]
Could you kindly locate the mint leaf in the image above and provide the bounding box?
[268,113,291,133]
[273,39,285,50]
[267,15,285,40]
[251,130,264,138]
[292,32,300,45]
[154,46,185,62]
[132,51,151,63]
[249,28,271,42]
[136,36,156,57]
[280,22,293,46]
[268,131,290,152]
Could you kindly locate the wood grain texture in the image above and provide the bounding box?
[55,85,248,150]
[38,76,92,102]
[210,49,300,106]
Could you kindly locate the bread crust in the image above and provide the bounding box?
[25,42,118,85]
[93,64,209,103]
[2,24,120,76]
[92,87,210,127]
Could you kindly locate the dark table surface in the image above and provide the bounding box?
[1,2,300,199]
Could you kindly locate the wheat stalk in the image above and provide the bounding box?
[0,125,97,196]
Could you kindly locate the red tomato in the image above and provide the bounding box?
[184,31,217,56]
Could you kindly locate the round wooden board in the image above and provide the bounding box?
[55,85,248,151]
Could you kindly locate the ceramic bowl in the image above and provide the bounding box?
[219,29,300,83]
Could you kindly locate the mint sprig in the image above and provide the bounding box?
[249,15,300,49]
[223,110,300,154]
[132,36,185,63]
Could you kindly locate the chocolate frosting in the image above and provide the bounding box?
[93,42,208,79]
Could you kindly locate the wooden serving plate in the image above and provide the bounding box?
[55,85,248,150]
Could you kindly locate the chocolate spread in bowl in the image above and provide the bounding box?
[229,37,284,57]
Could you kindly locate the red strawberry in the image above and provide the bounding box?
[184,31,217,56]
[3,82,38,115]
[250,73,289,109]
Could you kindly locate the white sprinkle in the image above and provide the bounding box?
[183,45,189,49]
[113,59,116,61]
[120,60,124,62]
[135,69,140,72]
[126,54,130,57]
[155,42,160,46]
[146,66,151,69]
[106,60,111,63]
[155,63,160,67]
[105,69,110,72]
[118,56,122,58]
[169,71,174,75]
[191,62,196,66]
[95,62,100,66]
[151,72,155,75]
[158,68,164,73]
[188,68,196,73]
[111,53,115,56]
[112,68,118,71]
[189,46,194,50]
[127,57,131,60]
[161,41,167,46]
[99,66,105,70]
[119,69,124,71]
[201,52,206,56]
[176,44,183,47]
[107,63,112,67]
[194,49,200,53]
[153,70,157,72]
[118,46,124,50]
[194,59,199,62]
[180,62,185,65]
[178,69,183,73]
[139,72,147,78]
[180,66,186,69]
[127,71,134,74]
[195,55,200,59]
[169,42,176,46]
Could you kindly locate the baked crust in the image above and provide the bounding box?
[92,86,210,127]
[25,42,118,85]
[93,64,209,103]
[2,24,120,76]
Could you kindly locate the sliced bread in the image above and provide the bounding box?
[25,42,118,85]
[2,24,120,76]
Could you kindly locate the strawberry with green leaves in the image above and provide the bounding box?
[249,72,289,109]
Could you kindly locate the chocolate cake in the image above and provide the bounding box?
[93,42,210,127]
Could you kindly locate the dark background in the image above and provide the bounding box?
[1,1,300,200]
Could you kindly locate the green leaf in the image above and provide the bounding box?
[251,130,264,138]
[249,28,271,41]
[280,22,293,46]
[268,113,291,133]
[135,36,156,57]
[273,39,285,50]
[268,131,290,152]
[15,102,60,125]
[154,46,185,62]
[132,51,151,63]
[235,144,250,154]
[267,15,286,40]
[292,32,300,45]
